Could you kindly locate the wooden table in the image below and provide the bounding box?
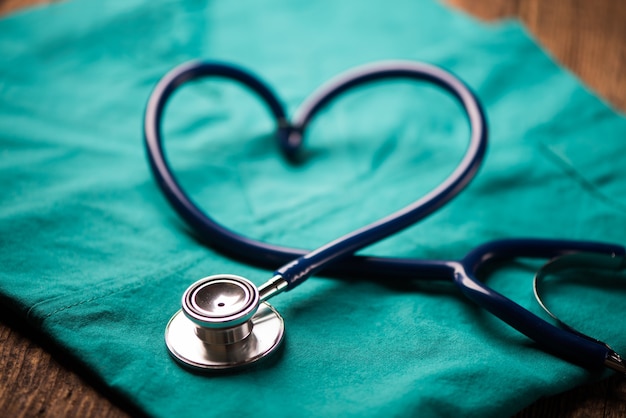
[1,0,625,416]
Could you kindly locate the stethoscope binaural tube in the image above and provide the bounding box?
[456,239,626,374]
[533,252,626,373]
[146,60,487,371]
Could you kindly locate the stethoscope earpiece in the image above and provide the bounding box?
[165,275,285,371]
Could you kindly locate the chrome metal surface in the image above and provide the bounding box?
[165,302,285,371]
[182,275,259,328]
[258,275,288,302]
[605,351,626,374]
[194,320,253,345]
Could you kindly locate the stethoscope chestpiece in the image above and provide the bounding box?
[165,274,285,372]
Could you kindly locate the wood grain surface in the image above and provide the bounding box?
[1,0,625,417]
[447,0,626,112]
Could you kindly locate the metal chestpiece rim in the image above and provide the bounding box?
[165,274,285,371]
[183,275,260,328]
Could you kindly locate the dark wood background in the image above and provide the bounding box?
[1,0,625,416]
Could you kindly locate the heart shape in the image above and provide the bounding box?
[144,60,487,288]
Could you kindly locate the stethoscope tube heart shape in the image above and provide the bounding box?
[145,61,487,284]
[144,60,626,373]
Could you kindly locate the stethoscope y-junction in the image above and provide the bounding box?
[144,60,626,374]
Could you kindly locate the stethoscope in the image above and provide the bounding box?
[144,60,626,374]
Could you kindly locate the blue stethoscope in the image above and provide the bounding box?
[144,60,626,374]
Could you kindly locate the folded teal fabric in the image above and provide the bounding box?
[2,0,626,416]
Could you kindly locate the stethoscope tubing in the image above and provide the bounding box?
[144,60,486,285]
[145,60,626,373]
[274,61,488,288]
